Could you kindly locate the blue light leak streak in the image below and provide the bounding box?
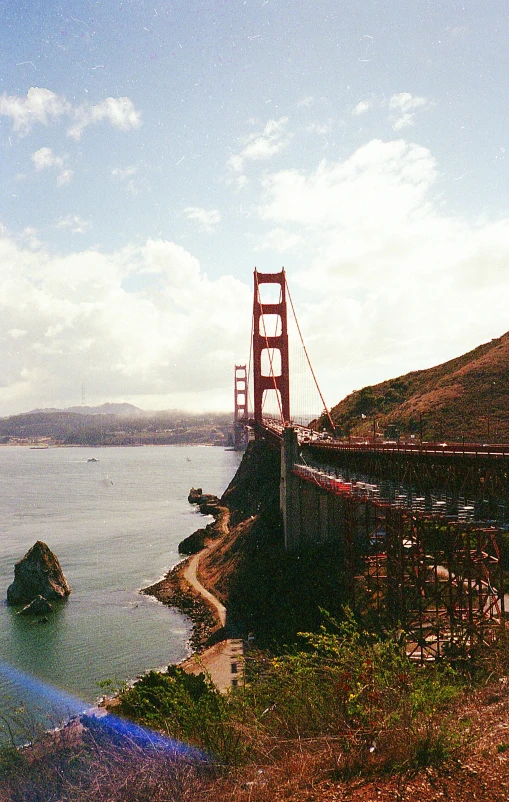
[0,661,207,760]
[0,661,86,719]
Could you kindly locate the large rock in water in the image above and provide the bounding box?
[188,487,219,507]
[6,541,71,605]
[18,595,54,616]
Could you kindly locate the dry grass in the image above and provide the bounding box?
[326,329,509,441]
[2,677,509,802]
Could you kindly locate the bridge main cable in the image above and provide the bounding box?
[285,276,335,434]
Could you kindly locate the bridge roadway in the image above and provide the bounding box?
[252,417,509,513]
[252,418,509,460]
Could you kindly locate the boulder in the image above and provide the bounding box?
[18,595,54,616]
[199,498,221,515]
[7,541,71,606]
[188,487,219,507]
[178,528,206,555]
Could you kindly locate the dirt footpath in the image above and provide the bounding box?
[182,547,226,627]
[179,545,244,692]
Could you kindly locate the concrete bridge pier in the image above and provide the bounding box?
[281,426,344,551]
[280,426,301,552]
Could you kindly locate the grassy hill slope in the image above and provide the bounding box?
[321,332,509,442]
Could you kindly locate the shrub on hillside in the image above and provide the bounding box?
[115,611,464,776]
[117,666,247,764]
[238,610,462,774]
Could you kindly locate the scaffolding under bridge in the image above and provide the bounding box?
[292,463,506,662]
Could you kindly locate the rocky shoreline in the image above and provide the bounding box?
[141,488,230,653]
[6,469,243,766]
[142,562,218,653]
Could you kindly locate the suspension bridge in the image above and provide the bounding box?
[232,268,508,661]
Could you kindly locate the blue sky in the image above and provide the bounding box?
[1,0,509,416]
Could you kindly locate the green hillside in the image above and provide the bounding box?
[320,332,509,443]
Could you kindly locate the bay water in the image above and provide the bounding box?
[0,444,240,731]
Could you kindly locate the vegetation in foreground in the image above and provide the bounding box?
[2,611,508,801]
[116,611,464,771]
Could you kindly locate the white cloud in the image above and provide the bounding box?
[32,147,64,171]
[21,226,41,249]
[0,88,71,135]
[31,147,73,185]
[242,117,290,161]
[389,92,430,130]
[389,93,428,112]
[256,138,509,409]
[307,121,332,135]
[0,234,250,414]
[350,94,431,129]
[352,100,372,116]
[57,168,73,186]
[259,139,435,230]
[56,215,90,233]
[255,227,303,252]
[68,97,141,140]
[184,207,221,233]
[0,87,141,139]
[227,117,291,182]
[112,165,138,179]
[233,173,248,190]
[226,154,244,173]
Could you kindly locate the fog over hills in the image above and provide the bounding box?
[0,405,232,446]
[29,403,145,417]
[6,327,509,446]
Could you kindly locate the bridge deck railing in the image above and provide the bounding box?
[304,439,509,459]
[257,418,509,458]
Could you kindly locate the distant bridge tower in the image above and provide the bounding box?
[233,364,248,450]
[253,269,290,426]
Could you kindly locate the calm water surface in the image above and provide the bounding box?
[0,445,240,723]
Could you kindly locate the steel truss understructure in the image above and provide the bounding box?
[293,467,505,661]
[305,445,509,510]
[364,505,504,661]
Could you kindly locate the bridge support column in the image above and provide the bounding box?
[280,426,301,552]
[233,364,248,450]
[252,269,290,427]
[319,494,329,542]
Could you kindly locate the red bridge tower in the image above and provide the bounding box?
[233,364,248,450]
[252,269,290,425]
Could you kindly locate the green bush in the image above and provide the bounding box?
[0,744,27,779]
[234,610,462,773]
[115,611,464,775]
[117,666,246,764]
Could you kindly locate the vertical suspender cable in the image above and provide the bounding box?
[285,276,335,432]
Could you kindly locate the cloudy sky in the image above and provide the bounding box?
[1,0,508,417]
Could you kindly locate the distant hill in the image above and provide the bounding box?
[319,332,509,443]
[66,403,143,417]
[0,408,233,446]
[30,403,144,417]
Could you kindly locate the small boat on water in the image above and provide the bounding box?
[87,458,99,462]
